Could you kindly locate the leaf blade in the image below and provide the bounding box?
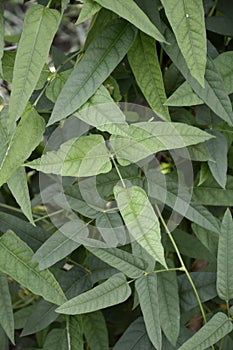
[0,272,14,344]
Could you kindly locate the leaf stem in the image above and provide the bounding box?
[155,204,207,324]
[110,155,126,188]
[34,209,65,222]
[66,316,71,350]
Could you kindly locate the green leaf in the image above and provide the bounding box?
[110,121,213,164]
[69,315,84,350]
[191,223,219,257]
[82,311,109,350]
[74,85,128,135]
[214,51,233,95]
[0,212,49,251]
[1,51,16,83]
[88,255,118,284]
[56,273,131,315]
[193,175,233,206]
[178,312,233,350]
[0,272,14,344]
[160,0,206,86]
[48,19,137,125]
[128,32,170,121]
[0,4,4,76]
[95,212,127,247]
[157,266,180,346]
[7,167,34,225]
[217,209,233,301]
[26,134,112,177]
[0,326,8,350]
[0,230,66,305]
[9,5,60,124]
[206,16,233,36]
[114,185,167,267]
[87,246,147,279]
[113,317,154,350]
[32,220,88,270]
[179,272,217,311]
[94,0,166,42]
[135,274,161,350]
[76,0,101,24]
[162,25,233,125]
[45,68,72,103]
[43,329,68,350]
[0,106,45,187]
[206,131,228,189]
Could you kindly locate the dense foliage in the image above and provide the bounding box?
[0,0,233,349]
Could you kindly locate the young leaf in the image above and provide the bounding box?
[0,230,66,305]
[43,329,68,350]
[76,0,101,24]
[48,19,137,125]
[94,0,166,42]
[206,131,228,189]
[217,209,233,301]
[87,246,147,279]
[114,185,167,268]
[56,273,131,315]
[82,311,109,350]
[0,4,4,76]
[178,312,233,350]
[160,0,206,86]
[32,220,87,270]
[135,274,162,350]
[9,5,60,124]
[0,106,45,187]
[128,32,170,121]
[26,134,112,177]
[7,167,34,225]
[157,267,180,346]
[0,272,14,344]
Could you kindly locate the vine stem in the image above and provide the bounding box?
[155,204,207,324]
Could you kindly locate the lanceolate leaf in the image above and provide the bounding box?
[160,0,206,86]
[217,209,233,301]
[7,167,34,225]
[0,230,66,305]
[94,0,166,42]
[162,25,233,125]
[0,272,14,344]
[178,312,233,350]
[0,4,4,76]
[114,185,167,267]
[69,315,84,350]
[76,0,101,24]
[82,311,109,350]
[56,273,131,315]
[0,106,45,187]
[49,19,137,125]
[43,329,68,350]
[87,246,147,279]
[135,274,161,350]
[128,32,170,121]
[9,5,60,124]
[26,134,112,177]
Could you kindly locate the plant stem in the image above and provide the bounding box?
[66,316,71,350]
[110,155,126,188]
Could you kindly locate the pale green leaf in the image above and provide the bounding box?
[87,246,147,279]
[135,274,161,350]
[0,230,66,305]
[114,185,167,267]
[76,0,101,24]
[193,175,233,206]
[178,312,233,350]
[128,32,170,121]
[82,311,108,350]
[162,25,233,125]
[160,0,206,86]
[217,209,233,301]
[45,69,72,103]
[206,131,228,189]
[0,106,45,187]
[32,220,88,270]
[69,315,84,350]
[113,317,154,350]
[74,85,128,136]
[44,329,68,350]
[157,266,180,346]
[215,51,233,95]
[0,4,4,76]
[56,273,131,315]
[48,19,137,125]
[165,82,202,106]
[95,212,127,247]
[111,121,213,165]
[26,134,112,177]
[0,272,14,344]
[9,5,60,124]
[7,167,34,225]
[94,0,166,42]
